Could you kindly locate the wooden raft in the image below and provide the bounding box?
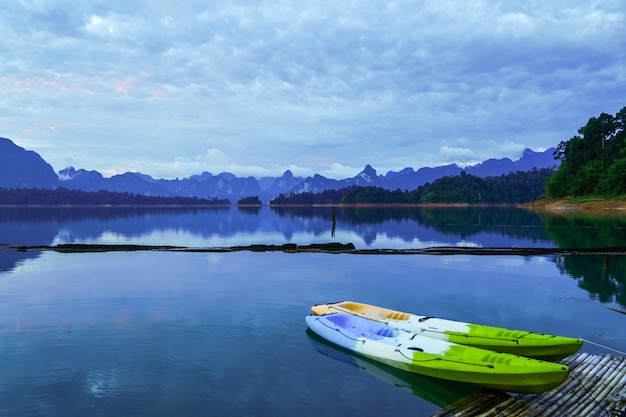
[431,353,626,417]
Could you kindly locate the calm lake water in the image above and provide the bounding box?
[1,206,625,416]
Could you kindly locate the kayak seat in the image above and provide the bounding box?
[375,327,398,338]
[388,311,410,320]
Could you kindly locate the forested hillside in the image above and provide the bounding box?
[545,106,626,198]
[270,169,554,204]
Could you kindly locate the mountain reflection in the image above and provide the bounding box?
[271,206,555,247]
[2,206,555,249]
[1,206,625,309]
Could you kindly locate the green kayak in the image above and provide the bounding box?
[312,301,583,361]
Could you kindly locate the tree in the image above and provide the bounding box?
[545,106,626,198]
[601,140,626,195]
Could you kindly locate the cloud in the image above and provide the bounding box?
[197,148,228,164]
[439,146,475,161]
[320,163,361,180]
[0,0,624,179]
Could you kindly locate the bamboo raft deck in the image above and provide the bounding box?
[431,353,626,417]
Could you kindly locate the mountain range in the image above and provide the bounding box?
[1,137,558,203]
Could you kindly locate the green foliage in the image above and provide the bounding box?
[0,187,231,205]
[604,155,626,195]
[546,106,626,198]
[544,163,569,198]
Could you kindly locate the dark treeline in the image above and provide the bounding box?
[546,106,626,198]
[270,188,352,205]
[398,168,553,204]
[237,196,262,205]
[0,187,231,206]
[270,168,554,205]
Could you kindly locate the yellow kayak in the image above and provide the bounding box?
[311,301,583,361]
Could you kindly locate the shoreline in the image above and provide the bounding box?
[1,200,625,212]
[523,198,626,212]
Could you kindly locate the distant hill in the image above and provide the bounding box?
[0,137,559,203]
[0,137,58,188]
[271,168,555,205]
[465,148,559,177]
[288,149,558,195]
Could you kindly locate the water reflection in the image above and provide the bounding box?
[1,249,625,416]
[306,329,480,408]
[1,206,556,250]
[271,206,554,247]
[541,212,626,248]
[537,212,626,308]
[2,206,626,309]
[555,255,626,308]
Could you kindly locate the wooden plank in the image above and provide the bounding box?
[430,353,626,417]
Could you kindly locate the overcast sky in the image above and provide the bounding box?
[1,1,624,180]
